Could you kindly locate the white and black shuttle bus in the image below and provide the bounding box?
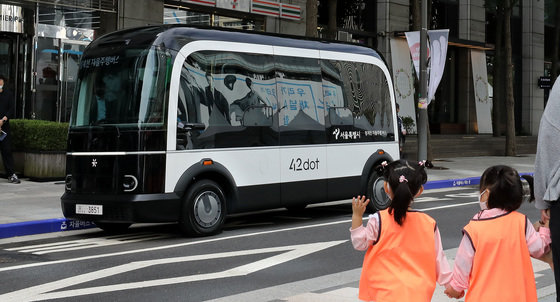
[61,25,399,236]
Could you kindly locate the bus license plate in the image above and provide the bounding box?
[76,204,103,215]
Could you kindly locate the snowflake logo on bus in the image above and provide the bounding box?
[91,159,98,167]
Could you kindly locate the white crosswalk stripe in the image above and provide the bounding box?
[4,233,171,255]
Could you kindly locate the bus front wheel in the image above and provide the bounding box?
[366,173,391,212]
[180,180,226,236]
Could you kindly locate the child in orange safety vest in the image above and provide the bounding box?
[350,159,452,302]
[444,165,551,301]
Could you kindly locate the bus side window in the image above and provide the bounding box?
[177,62,207,150]
[325,60,394,142]
[276,56,325,146]
[321,60,354,143]
[180,51,278,149]
[354,63,393,141]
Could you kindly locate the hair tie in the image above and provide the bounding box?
[381,161,388,167]
[399,175,408,183]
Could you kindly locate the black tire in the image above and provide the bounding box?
[179,179,226,236]
[94,222,131,233]
[366,172,391,212]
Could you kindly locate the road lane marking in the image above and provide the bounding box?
[0,240,347,301]
[418,201,479,211]
[5,233,171,255]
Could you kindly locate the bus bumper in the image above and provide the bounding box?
[61,192,182,223]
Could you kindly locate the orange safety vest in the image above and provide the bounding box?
[463,211,537,302]
[358,209,437,302]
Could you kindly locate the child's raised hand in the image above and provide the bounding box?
[541,209,551,228]
[444,285,464,299]
[352,195,370,217]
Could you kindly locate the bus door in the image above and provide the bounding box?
[274,48,327,207]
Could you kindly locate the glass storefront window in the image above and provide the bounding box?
[163,7,264,31]
[34,37,59,121]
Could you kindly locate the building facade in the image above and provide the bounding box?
[2,0,553,137]
[370,0,548,136]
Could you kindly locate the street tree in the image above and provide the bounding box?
[487,0,517,155]
[502,0,517,156]
[491,2,504,137]
[306,0,318,38]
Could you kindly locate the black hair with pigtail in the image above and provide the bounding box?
[479,165,535,211]
[379,159,428,225]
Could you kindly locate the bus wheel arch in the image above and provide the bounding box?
[174,161,239,214]
[179,179,227,236]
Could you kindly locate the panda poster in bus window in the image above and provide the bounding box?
[277,78,324,127]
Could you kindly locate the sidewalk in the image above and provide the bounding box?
[0,154,536,238]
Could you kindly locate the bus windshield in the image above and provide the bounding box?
[70,46,170,128]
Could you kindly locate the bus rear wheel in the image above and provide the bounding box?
[180,180,226,236]
[366,173,391,212]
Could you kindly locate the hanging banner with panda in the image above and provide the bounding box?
[471,50,493,134]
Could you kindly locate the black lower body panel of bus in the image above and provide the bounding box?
[61,192,181,223]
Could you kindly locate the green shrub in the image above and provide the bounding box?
[9,119,68,152]
[402,116,416,134]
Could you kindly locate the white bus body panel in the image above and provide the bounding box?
[165,40,398,193]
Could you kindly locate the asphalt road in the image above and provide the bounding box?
[0,186,555,301]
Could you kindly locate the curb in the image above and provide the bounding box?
[0,173,535,239]
[0,218,95,239]
[424,172,534,190]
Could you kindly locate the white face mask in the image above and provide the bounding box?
[479,189,488,210]
[0,85,3,89]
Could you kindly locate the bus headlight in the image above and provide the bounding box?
[123,175,138,192]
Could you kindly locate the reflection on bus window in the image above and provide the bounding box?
[276,56,325,145]
[71,47,169,128]
[322,60,394,143]
[177,51,277,150]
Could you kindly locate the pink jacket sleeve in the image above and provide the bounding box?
[350,213,380,251]
[435,227,453,285]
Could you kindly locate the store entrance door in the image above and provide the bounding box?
[35,38,87,122]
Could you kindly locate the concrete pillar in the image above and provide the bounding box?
[521,0,545,135]
[98,11,118,38]
[458,0,485,43]
[376,0,409,67]
[118,0,163,30]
